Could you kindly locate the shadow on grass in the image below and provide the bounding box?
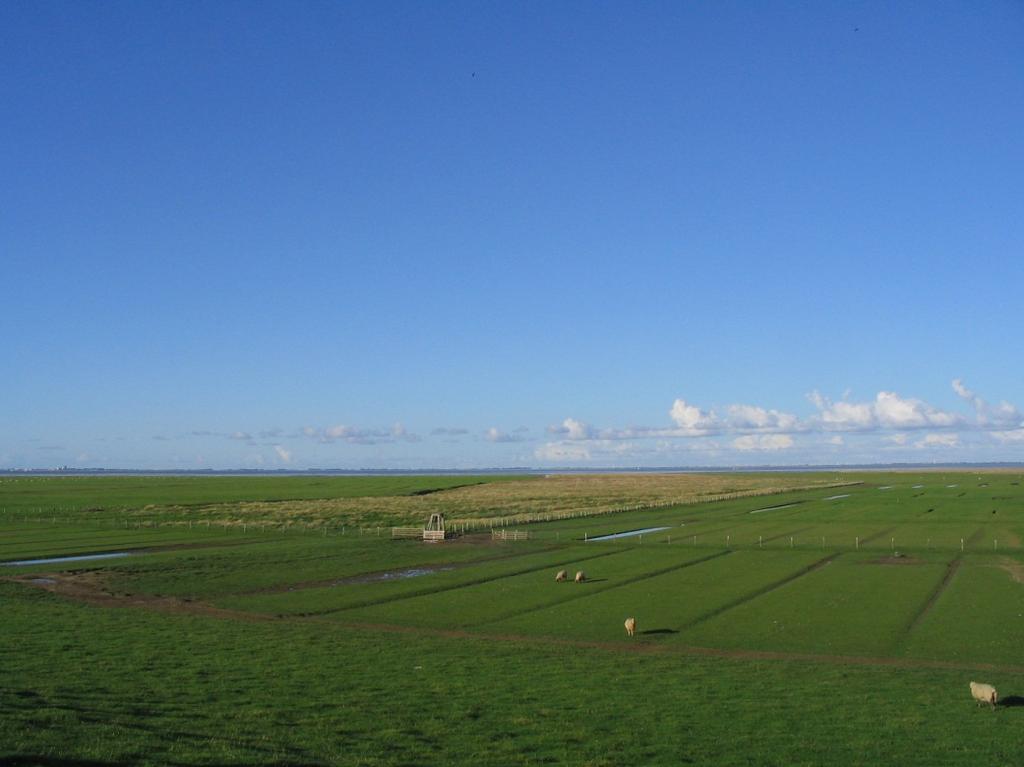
[998,695,1024,708]
[640,628,677,635]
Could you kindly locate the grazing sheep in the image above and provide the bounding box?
[970,682,998,710]
[624,617,636,637]
[555,569,567,582]
[574,571,585,583]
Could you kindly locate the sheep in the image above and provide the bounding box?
[624,617,636,637]
[555,569,567,582]
[970,682,998,710]
[574,570,585,583]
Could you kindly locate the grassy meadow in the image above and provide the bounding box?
[4,471,1024,765]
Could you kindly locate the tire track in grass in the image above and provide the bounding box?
[900,556,962,640]
[471,549,732,628]
[761,526,814,544]
[675,553,840,631]
[860,526,898,545]
[966,525,986,548]
[296,546,627,617]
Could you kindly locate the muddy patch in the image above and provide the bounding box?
[996,557,1024,584]
[5,571,275,622]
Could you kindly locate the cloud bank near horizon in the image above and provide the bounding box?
[533,380,1024,464]
[7,380,1024,470]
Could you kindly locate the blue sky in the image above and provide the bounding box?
[3,1,1023,469]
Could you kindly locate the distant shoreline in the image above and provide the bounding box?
[3,462,1024,477]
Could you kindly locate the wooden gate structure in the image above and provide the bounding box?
[391,513,448,541]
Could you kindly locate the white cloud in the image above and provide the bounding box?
[305,424,402,445]
[952,379,1022,428]
[807,391,876,430]
[431,427,469,436]
[274,445,292,463]
[884,433,909,446]
[485,427,524,443]
[808,390,961,431]
[726,404,799,431]
[324,425,358,440]
[563,417,594,440]
[390,422,421,443]
[547,417,596,440]
[669,399,718,433]
[534,442,591,462]
[875,391,961,429]
[732,434,794,451]
[952,378,975,402]
[991,429,1024,443]
[827,436,844,445]
[915,433,959,449]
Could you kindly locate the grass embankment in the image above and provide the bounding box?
[0,472,855,529]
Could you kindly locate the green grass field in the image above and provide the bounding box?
[4,471,1024,765]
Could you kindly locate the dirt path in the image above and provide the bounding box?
[996,556,1024,583]
[5,571,277,623]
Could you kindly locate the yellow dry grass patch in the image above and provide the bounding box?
[148,473,851,528]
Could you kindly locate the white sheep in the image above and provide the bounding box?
[574,570,585,583]
[624,617,636,637]
[970,681,998,710]
[555,569,567,582]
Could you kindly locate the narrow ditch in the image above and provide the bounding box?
[901,556,962,638]
[676,553,840,631]
[473,549,733,627]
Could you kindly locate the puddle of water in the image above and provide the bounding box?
[749,503,797,514]
[1,552,132,567]
[824,494,850,501]
[30,577,56,585]
[335,566,454,585]
[912,485,924,489]
[946,484,959,488]
[588,526,670,541]
[878,486,893,490]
